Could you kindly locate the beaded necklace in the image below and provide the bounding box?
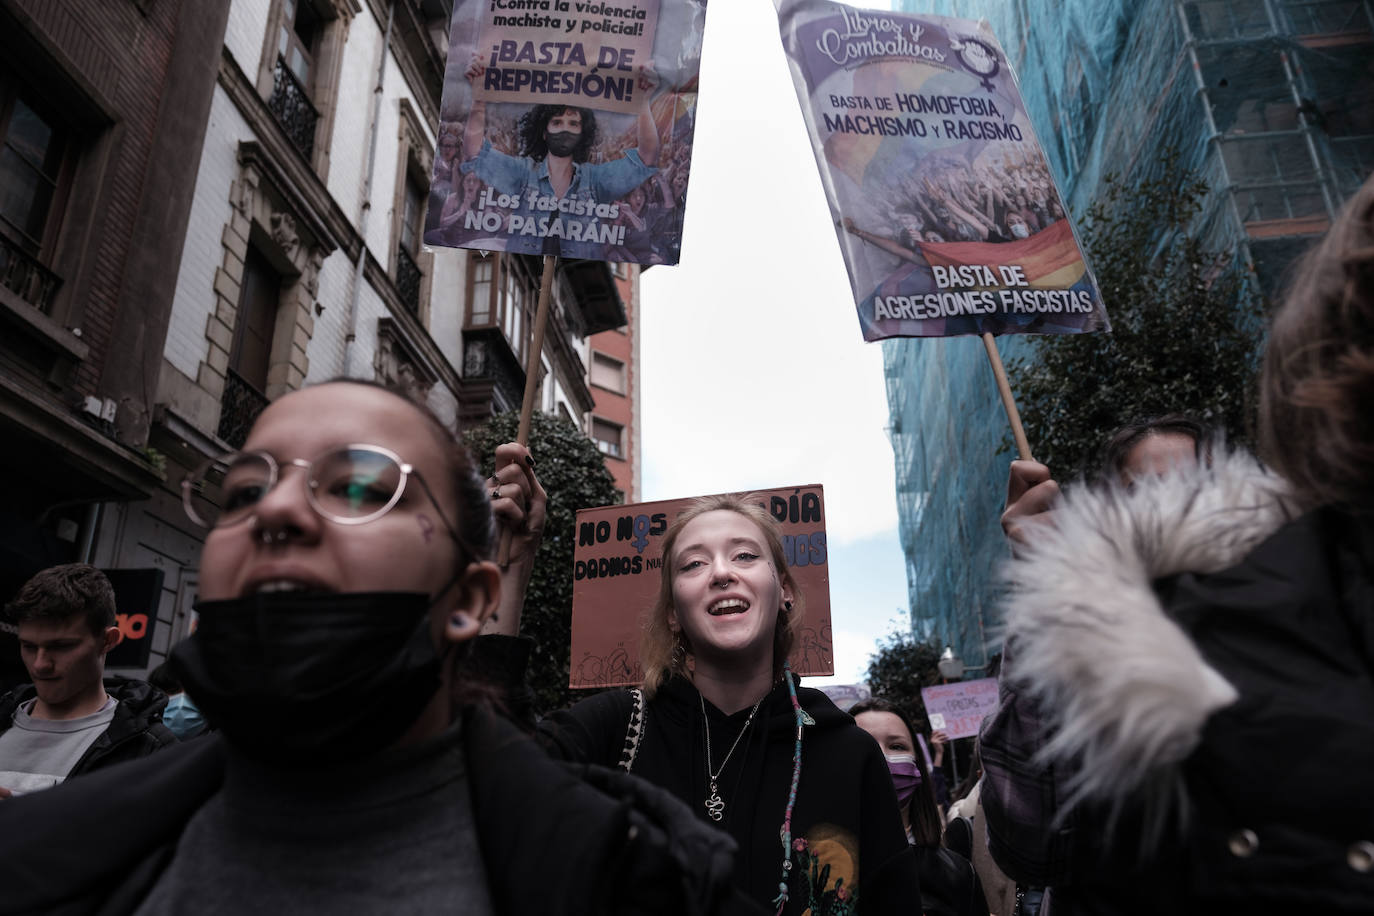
[771,662,810,915]
[691,664,811,914]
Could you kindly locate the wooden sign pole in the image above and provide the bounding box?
[498,254,557,567]
[981,332,1033,462]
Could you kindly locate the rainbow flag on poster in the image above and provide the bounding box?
[776,0,1109,340]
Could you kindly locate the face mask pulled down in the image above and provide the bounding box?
[171,592,441,765]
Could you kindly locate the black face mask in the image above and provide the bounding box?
[545,129,580,158]
[171,592,442,766]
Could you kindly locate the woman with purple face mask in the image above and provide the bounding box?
[853,699,989,916]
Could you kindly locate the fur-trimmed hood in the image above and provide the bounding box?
[997,449,1303,817]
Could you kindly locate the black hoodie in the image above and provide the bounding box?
[540,674,922,915]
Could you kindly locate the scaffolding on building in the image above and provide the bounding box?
[885,0,1372,661]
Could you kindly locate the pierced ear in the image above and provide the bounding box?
[102,626,123,654]
[443,562,500,646]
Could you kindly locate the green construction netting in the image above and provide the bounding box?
[882,0,1372,660]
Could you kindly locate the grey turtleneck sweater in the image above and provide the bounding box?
[134,721,493,914]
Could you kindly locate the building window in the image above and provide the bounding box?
[392,99,433,321]
[503,262,525,356]
[592,416,624,459]
[395,172,425,315]
[279,0,323,88]
[400,175,424,255]
[259,0,349,171]
[469,253,493,325]
[0,76,72,315]
[217,246,280,447]
[590,351,625,393]
[463,252,538,359]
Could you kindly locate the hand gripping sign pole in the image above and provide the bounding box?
[497,254,557,568]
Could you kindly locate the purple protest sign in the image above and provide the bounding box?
[775,0,1108,341]
[920,677,999,739]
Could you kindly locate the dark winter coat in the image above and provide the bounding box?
[538,674,922,915]
[914,846,988,916]
[0,703,737,916]
[0,675,177,776]
[980,451,1374,915]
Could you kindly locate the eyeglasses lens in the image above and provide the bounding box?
[187,454,274,528]
[310,448,404,522]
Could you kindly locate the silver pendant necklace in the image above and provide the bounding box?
[700,692,765,822]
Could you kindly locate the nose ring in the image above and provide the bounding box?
[259,529,289,545]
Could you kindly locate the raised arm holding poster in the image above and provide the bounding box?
[427,0,706,265]
[570,485,833,688]
[775,0,1109,342]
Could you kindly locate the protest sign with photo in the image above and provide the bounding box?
[777,0,1109,340]
[920,677,999,739]
[425,0,706,265]
[569,485,833,688]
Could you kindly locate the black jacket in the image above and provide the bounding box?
[981,453,1374,915]
[539,674,922,915]
[0,676,177,777]
[0,703,736,916]
[915,847,988,916]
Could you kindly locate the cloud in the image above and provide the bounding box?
[640,0,898,546]
[638,0,908,679]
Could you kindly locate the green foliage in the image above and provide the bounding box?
[865,630,943,727]
[462,410,622,716]
[138,446,167,478]
[1006,154,1265,475]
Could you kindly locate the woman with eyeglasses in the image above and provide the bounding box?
[0,380,735,915]
[494,494,922,915]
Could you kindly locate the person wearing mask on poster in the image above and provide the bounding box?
[0,564,176,798]
[489,494,923,915]
[0,380,736,915]
[457,56,661,258]
[978,175,1374,916]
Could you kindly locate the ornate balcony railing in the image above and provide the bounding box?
[217,369,270,449]
[0,234,62,315]
[396,245,422,315]
[268,56,319,161]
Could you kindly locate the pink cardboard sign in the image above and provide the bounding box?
[920,677,999,739]
[569,485,834,688]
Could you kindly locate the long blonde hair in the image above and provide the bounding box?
[640,494,806,696]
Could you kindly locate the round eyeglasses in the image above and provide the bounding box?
[181,444,460,541]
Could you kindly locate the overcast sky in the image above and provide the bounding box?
[640,0,907,683]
